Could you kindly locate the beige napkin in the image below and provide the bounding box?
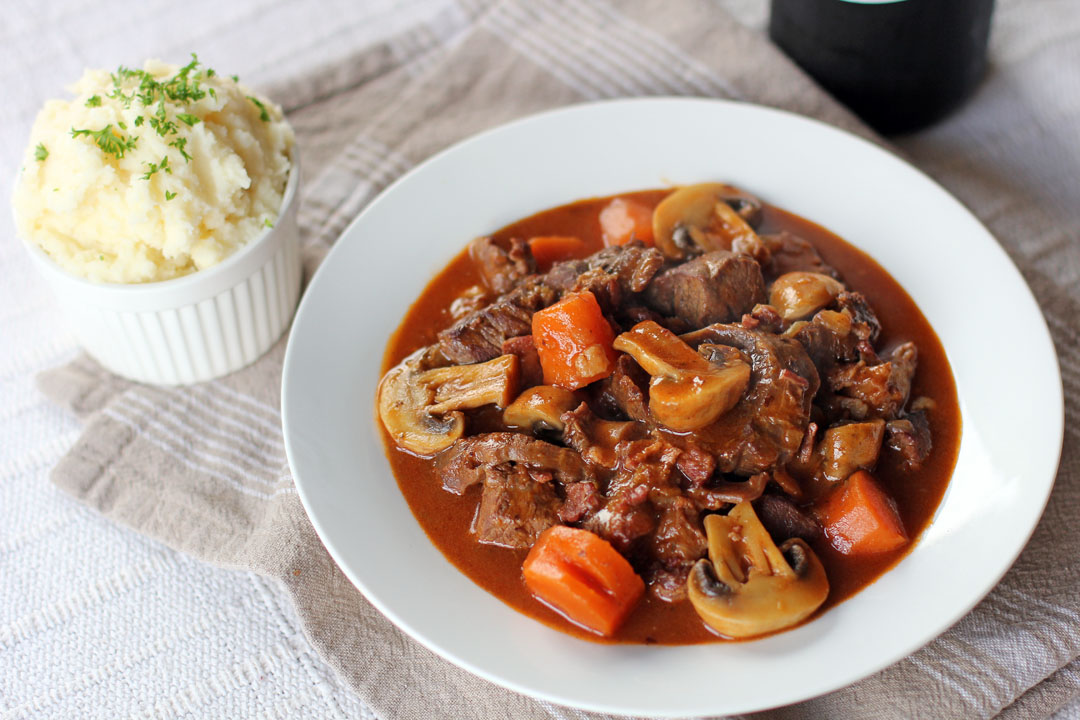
[38,0,1080,717]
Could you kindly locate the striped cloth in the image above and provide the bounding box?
[32,0,1080,718]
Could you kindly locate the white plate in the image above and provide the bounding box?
[281,98,1063,716]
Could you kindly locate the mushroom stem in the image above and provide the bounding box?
[424,355,520,414]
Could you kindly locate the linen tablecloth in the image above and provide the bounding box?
[5,0,1080,718]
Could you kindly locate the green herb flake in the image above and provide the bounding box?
[34,143,48,162]
[99,254,104,260]
[247,96,270,122]
[165,190,177,201]
[70,125,137,159]
[169,137,192,162]
[84,56,235,172]
[142,155,172,180]
[231,74,239,82]
[263,217,274,229]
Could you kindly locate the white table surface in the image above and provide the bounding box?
[5,1,1078,718]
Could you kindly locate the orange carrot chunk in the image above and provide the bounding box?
[528,235,589,271]
[531,291,618,390]
[523,526,645,636]
[600,197,655,247]
[817,470,908,556]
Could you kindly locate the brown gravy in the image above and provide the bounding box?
[380,190,961,644]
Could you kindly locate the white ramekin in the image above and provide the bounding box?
[21,151,302,385]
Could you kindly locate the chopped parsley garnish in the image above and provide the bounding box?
[169,136,192,162]
[142,155,171,180]
[34,143,48,162]
[69,54,271,201]
[263,217,274,229]
[247,96,270,122]
[70,125,137,159]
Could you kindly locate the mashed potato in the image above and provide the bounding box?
[13,58,294,283]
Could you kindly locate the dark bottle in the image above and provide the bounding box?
[769,0,995,135]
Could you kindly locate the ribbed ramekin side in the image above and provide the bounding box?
[62,227,301,385]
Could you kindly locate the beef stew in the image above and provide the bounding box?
[377,184,960,643]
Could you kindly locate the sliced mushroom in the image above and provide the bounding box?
[653,183,763,259]
[502,385,579,434]
[820,419,885,482]
[377,350,520,455]
[769,272,846,321]
[687,501,828,639]
[613,320,750,432]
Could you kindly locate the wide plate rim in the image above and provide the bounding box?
[282,97,1063,716]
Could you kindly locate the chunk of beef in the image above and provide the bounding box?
[469,236,535,294]
[678,324,820,475]
[437,277,559,364]
[569,267,624,315]
[545,241,665,300]
[886,411,932,471]
[501,335,544,388]
[560,402,647,469]
[645,497,707,602]
[644,251,765,329]
[436,432,595,494]
[791,292,880,371]
[835,292,881,343]
[675,443,716,487]
[607,437,683,498]
[583,438,683,553]
[558,481,603,523]
[740,303,784,334]
[595,354,650,422]
[793,310,860,369]
[473,464,560,549]
[441,243,663,364]
[687,471,770,509]
[754,494,821,543]
[753,231,838,279]
[826,342,918,420]
[582,494,656,554]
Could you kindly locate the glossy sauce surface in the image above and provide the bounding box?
[381,190,961,644]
